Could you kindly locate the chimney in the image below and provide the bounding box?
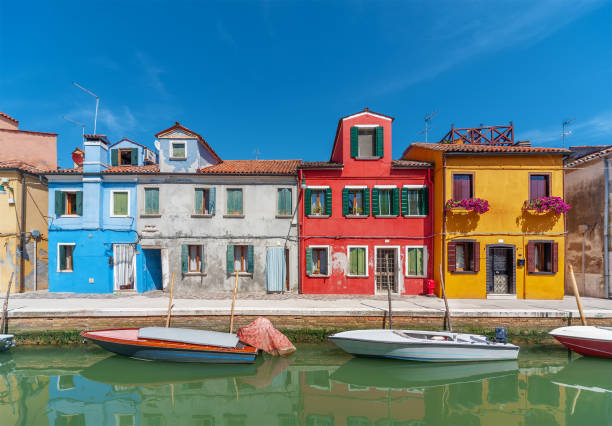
[83,134,110,173]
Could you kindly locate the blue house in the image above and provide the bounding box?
[45,135,161,293]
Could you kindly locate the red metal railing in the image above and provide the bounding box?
[440,122,514,146]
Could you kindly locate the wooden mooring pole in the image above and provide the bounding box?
[165,272,175,328]
[0,273,14,334]
[568,265,587,326]
[439,264,453,332]
[229,270,239,333]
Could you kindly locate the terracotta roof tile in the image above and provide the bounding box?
[298,161,344,169]
[198,160,300,175]
[0,112,18,124]
[45,167,83,174]
[404,143,569,156]
[566,145,612,168]
[0,160,45,174]
[391,159,432,168]
[103,164,160,174]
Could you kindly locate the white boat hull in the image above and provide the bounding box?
[329,329,519,362]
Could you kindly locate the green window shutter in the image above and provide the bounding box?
[201,245,206,272]
[342,188,349,216]
[111,149,118,166]
[194,189,204,214]
[285,189,292,215]
[376,127,384,157]
[305,247,313,275]
[392,188,400,216]
[372,188,379,216]
[113,192,128,216]
[349,248,357,275]
[152,189,159,214]
[401,188,408,216]
[278,188,291,216]
[59,245,66,270]
[358,248,365,275]
[363,188,370,216]
[304,188,311,216]
[131,148,138,165]
[247,245,254,274]
[325,188,332,216]
[75,191,83,216]
[226,190,233,213]
[209,188,216,215]
[55,191,65,216]
[277,189,283,215]
[421,187,429,216]
[236,190,243,214]
[350,127,359,158]
[226,245,234,274]
[181,245,188,273]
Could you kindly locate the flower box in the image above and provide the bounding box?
[445,198,490,214]
[523,197,571,214]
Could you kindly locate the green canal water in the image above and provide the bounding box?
[0,344,610,425]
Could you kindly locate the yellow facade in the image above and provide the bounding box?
[0,168,49,292]
[405,146,566,299]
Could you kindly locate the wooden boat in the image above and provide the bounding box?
[81,327,258,363]
[0,334,14,352]
[549,326,612,358]
[328,329,519,362]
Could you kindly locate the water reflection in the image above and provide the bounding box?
[0,346,610,425]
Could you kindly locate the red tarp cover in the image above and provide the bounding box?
[237,317,296,357]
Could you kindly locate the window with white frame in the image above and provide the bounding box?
[348,246,367,276]
[306,246,329,276]
[171,142,186,159]
[111,191,129,216]
[188,245,202,273]
[58,244,75,272]
[406,246,427,277]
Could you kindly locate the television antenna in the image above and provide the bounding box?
[63,116,86,139]
[72,81,100,134]
[254,148,261,160]
[424,110,439,143]
[562,118,575,148]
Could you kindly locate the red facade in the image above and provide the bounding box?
[298,109,433,295]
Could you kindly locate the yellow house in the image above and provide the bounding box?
[0,161,49,292]
[403,138,569,299]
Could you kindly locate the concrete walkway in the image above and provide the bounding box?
[4,293,612,319]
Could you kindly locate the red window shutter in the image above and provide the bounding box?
[447,242,456,272]
[472,242,480,272]
[527,241,535,274]
[552,242,559,273]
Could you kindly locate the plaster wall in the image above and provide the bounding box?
[158,133,217,173]
[137,175,298,293]
[0,129,57,170]
[565,158,607,298]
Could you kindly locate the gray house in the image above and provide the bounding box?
[136,122,300,294]
[565,145,612,299]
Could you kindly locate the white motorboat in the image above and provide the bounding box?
[328,329,519,362]
[0,334,14,352]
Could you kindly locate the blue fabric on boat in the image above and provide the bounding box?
[138,327,239,348]
[266,247,286,292]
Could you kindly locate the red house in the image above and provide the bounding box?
[298,109,433,295]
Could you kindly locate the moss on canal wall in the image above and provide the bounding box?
[11,326,557,346]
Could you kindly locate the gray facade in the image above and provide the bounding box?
[565,146,612,298]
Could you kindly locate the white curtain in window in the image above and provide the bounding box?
[114,244,136,290]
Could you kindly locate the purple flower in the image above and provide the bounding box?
[523,196,571,214]
[445,198,490,214]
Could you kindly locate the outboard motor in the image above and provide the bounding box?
[495,327,508,344]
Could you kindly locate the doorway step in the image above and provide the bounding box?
[487,294,517,300]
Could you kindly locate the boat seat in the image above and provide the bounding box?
[138,327,239,348]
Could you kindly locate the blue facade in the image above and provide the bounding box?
[47,135,159,293]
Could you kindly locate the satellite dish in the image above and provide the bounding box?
[154,139,160,151]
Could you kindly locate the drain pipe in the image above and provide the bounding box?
[604,157,610,299]
[19,171,26,293]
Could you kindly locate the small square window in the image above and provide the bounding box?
[453,174,473,199]
[308,247,329,276]
[188,245,202,273]
[144,188,159,215]
[64,192,77,215]
[171,142,186,159]
[455,242,475,272]
[227,189,243,215]
[58,244,74,272]
[534,242,553,273]
[404,188,426,216]
[378,189,393,215]
[530,175,550,200]
[112,191,129,216]
[348,247,367,276]
[358,128,376,157]
[234,245,248,272]
[119,149,134,166]
[195,188,211,215]
[310,190,327,216]
[406,247,426,276]
[348,190,364,216]
[277,188,292,216]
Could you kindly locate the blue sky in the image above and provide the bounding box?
[1,0,611,168]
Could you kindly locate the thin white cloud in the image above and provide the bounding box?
[99,106,137,137]
[136,51,168,97]
[521,110,612,146]
[379,0,605,94]
[216,17,237,47]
